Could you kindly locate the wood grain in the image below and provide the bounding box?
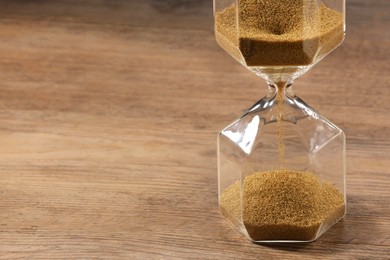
[0,0,389,259]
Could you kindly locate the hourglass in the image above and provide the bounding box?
[215,0,346,242]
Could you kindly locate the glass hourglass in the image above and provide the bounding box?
[215,0,346,242]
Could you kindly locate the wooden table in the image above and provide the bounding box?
[0,0,389,258]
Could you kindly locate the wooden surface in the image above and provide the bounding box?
[0,0,389,259]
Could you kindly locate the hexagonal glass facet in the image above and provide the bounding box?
[218,87,346,242]
[214,0,345,82]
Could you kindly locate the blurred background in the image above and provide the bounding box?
[0,0,389,258]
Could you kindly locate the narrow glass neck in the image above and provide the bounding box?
[266,81,295,99]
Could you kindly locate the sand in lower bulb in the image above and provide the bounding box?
[220,169,345,241]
